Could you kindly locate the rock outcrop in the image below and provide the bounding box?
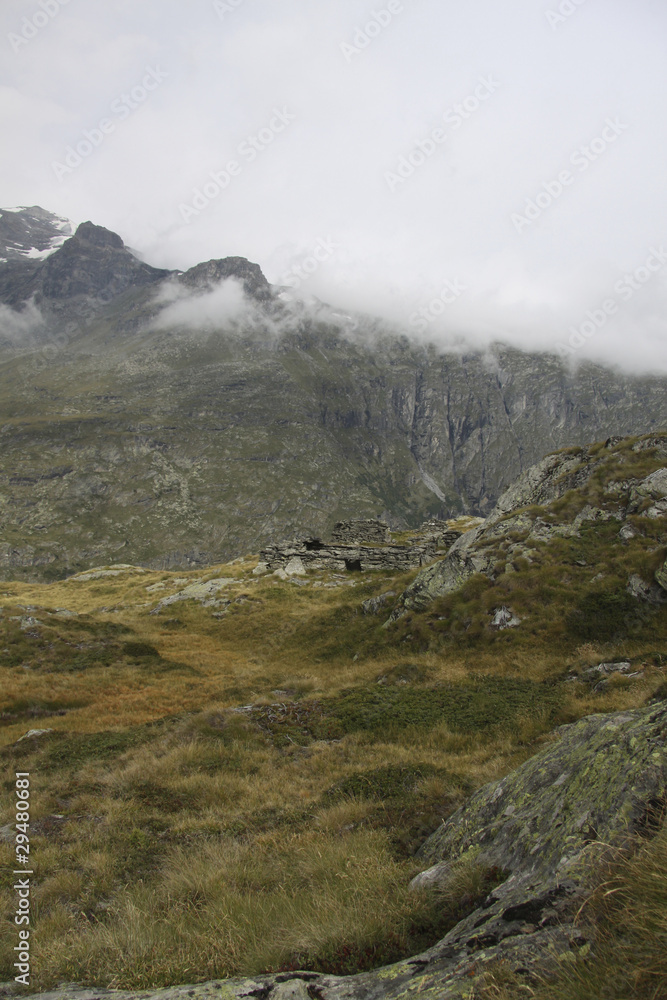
[389,434,667,620]
[17,703,667,1000]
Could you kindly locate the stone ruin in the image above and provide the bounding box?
[256,519,463,576]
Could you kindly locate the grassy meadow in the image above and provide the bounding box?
[0,459,666,993]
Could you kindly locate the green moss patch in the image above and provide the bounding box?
[317,677,564,739]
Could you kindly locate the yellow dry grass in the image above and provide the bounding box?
[0,552,665,991]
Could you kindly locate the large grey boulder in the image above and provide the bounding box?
[417,703,666,877]
[487,450,590,521]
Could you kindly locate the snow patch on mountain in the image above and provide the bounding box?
[0,206,74,263]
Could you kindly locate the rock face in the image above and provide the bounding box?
[18,704,667,1000]
[417,704,666,878]
[0,220,173,307]
[389,434,667,619]
[258,520,463,575]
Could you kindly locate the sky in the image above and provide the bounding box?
[2,0,667,371]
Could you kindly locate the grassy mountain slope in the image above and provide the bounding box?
[1,297,667,580]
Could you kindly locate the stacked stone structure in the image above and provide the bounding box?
[258,519,462,575]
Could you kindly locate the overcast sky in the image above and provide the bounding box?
[2,0,667,371]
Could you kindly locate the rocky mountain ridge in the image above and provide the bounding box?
[1,207,667,580]
[0,208,269,311]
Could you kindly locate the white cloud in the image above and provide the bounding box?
[1,0,666,372]
[150,278,251,332]
[0,299,45,346]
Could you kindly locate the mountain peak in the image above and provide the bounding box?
[0,208,273,309]
[72,221,124,250]
[178,256,273,301]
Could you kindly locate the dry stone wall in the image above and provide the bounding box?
[258,519,462,575]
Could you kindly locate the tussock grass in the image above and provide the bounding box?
[30,829,434,988]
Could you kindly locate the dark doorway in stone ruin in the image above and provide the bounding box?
[345,559,362,572]
[305,539,325,551]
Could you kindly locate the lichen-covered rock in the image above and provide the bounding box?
[150,578,235,612]
[656,558,667,592]
[19,706,667,1000]
[627,573,667,605]
[361,591,396,615]
[417,703,667,876]
[628,468,667,518]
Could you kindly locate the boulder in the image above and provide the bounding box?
[150,578,235,612]
[417,704,666,877]
[656,558,667,593]
[627,574,667,605]
[490,606,521,630]
[16,728,53,742]
[628,468,667,518]
[582,660,632,681]
[361,591,396,616]
[284,557,306,577]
